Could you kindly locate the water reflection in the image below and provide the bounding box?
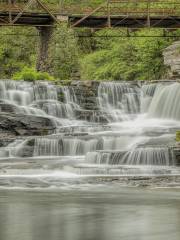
[0,188,180,240]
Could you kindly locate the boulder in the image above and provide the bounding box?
[0,113,56,137]
[163,41,180,79]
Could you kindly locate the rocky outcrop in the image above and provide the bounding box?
[70,81,100,110]
[163,41,180,79]
[0,113,56,137]
[0,102,21,114]
[75,109,110,123]
[174,143,180,166]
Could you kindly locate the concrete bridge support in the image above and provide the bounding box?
[36,26,53,72]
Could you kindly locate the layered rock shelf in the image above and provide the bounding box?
[0,79,179,175]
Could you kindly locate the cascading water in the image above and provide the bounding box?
[86,147,174,166]
[148,83,180,120]
[0,80,80,125]
[0,80,180,186]
[32,135,141,157]
[98,82,140,121]
[141,83,158,113]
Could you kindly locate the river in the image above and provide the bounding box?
[0,187,180,240]
[0,80,180,239]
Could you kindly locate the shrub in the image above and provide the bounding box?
[22,72,35,81]
[36,72,54,81]
[176,131,180,142]
[13,67,54,81]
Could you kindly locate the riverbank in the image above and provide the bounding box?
[89,175,180,188]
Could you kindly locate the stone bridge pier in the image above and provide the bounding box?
[36,26,53,73]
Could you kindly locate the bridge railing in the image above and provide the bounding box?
[0,0,179,18]
[59,0,180,28]
[56,0,180,16]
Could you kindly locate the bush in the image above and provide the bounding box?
[22,72,35,81]
[36,72,54,81]
[13,67,54,81]
[176,131,180,142]
[80,29,175,81]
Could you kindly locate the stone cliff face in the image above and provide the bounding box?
[163,41,180,79]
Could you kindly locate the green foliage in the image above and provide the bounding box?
[176,131,180,142]
[49,24,80,80]
[0,1,179,81]
[13,67,54,81]
[0,27,37,78]
[81,29,176,81]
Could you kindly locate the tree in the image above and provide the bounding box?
[49,24,80,80]
[0,27,37,78]
[80,29,176,81]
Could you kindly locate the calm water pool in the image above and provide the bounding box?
[0,187,180,240]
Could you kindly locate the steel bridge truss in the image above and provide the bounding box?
[0,0,59,26]
[69,0,180,29]
[0,0,179,29]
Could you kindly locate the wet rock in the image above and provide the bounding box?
[69,81,100,110]
[0,138,15,147]
[75,109,110,123]
[174,145,180,165]
[0,102,21,114]
[17,146,34,158]
[0,113,56,137]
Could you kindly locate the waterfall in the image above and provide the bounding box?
[33,82,58,100]
[86,147,175,166]
[31,100,75,119]
[142,83,157,97]
[20,106,46,116]
[0,80,80,120]
[141,83,158,113]
[31,86,80,119]
[34,138,62,156]
[0,80,57,104]
[31,135,143,157]
[0,80,33,105]
[33,137,100,156]
[60,86,80,116]
[98,82,140,121]
[0,139,28,158]
[61,86,78,104]
[35,86,80,119]
[120,147,175,166]
[42,101,74,119]
[0,80,180,181]
[147,83,180,120]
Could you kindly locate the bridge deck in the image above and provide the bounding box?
[69,15,180,29]
[0,0,179,28]
[0,12,53,26]
[0,12,179,28]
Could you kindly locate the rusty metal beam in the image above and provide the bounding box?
[72,4,105,27]
[35,0,59,24]
[11,0,34,24]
